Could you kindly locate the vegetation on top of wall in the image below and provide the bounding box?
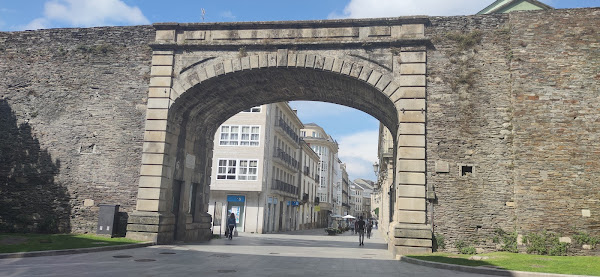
[444,30,483,54]
[523,231,569,256]
[238,46,247,58]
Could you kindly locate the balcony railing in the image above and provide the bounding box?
[274,148,299,170]
[277,117,300,144]
[272,179,298,195]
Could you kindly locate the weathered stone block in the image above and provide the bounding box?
[136,199,161,212]
[144,131,167,142]
[400,24,425,37]
[400,52,426,63]
[399,123,425,134]
[397,99,425,111]
[398,198,426,211]
[367,71,383,86]
[143,142,167,154]
[398,160,426,172]
[375,75,392,91]
[151,66,173,76]
[138,176,166,188]
[394,228,432,239]
[147,98,170,109]
[398,111,425,123]
[149,77,172,87]
[399,135,425,147]
[397,211,426,224]
[144,119,168,131]
[435,161,450,173]
[394,238,432,247]
[397,185,426,198]
[141,153,165,165]
[155,30,175,41]
[137,188,165,200]
[140,164,165,177]
[184,31,205,40]
[392,87,426,101]
[152,55,174,66]
[394,246,432,255]
[399,75,426,87]
[400,63,426,75]
[398,147,425,160]
[398,173,426,185]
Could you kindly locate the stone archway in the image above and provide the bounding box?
[127,18,431,254]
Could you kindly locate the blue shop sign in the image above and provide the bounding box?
[227,195,245,202]
[291,201,300,206]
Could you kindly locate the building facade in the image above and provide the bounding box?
[208,102,309,234]
[301,123,339,227]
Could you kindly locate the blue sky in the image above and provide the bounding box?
[1,0,597,181]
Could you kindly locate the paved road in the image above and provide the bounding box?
[0,229,495,277]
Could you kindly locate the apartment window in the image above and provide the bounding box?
[301,131,306,137]
[217,159,259,180]
[238,160,258,180]
[220,125,260,146]
[242,106,261,112]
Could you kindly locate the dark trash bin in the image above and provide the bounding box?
[97,204,120,237]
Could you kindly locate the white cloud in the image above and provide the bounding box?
[20,0,149,30]
[337,130,379,180]
[22,18,50,30]
[220,11,236,20]
[329,0,484,18]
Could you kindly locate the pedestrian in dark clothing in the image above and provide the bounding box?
[366,220,373,239]
[226,213,236,240]
[356,216,366,246]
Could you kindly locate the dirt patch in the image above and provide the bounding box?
[0,237,28,245]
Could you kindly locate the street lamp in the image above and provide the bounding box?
[372,162,379,178]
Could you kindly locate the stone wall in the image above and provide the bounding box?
[426,8,600,252]
[0,26,155,233]
[426,13,516,250]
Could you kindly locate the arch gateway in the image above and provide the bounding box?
[1,8,597,257]
[125,18,432,255]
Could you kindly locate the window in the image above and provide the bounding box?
[238,160,258,180]
[242,106,261,112]
[217,159,236,179]
[220,125,260,146]
[217,159,259,180]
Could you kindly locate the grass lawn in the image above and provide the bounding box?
[407,252,600,276]
[0,233,141,253]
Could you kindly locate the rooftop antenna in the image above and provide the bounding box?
[201,8,206,22]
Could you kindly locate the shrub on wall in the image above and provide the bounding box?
[455,239,476,255]
[523,231,568,256]
[492,228,518,253]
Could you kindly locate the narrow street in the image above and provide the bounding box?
[0,229,496,277]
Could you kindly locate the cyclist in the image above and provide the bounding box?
[227,213,236,240]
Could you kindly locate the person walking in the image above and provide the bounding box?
[356,216,366,246]
[366,220,373,239]
[226,213,236,240]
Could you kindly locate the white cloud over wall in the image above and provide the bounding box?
[21,0,149,30]
[329,0,484,18]
[338,130,379,180]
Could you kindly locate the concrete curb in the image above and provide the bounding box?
[0,242,155,259]
[399,256,596,277]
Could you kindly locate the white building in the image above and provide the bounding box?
[301,123,339,228]
[208,103,316,234]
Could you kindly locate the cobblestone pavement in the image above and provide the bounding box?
[0,229,495,277]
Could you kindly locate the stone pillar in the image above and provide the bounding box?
[392,44,432,255]
[126,29,178,243]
